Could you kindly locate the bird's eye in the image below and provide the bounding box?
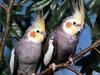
[36,30,40,33]
[73,21,76,25]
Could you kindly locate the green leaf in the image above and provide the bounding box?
[17,0,29,6]
[85,11,93,27]
[87,0,96,9]
[26,0,52,14]
[46,0,69,33]
[44,0,57,19]
[92,23,100,41]
[0,8,6,26]
[93,0,100,7]
[50,0,57,11]
[10,22,22,39]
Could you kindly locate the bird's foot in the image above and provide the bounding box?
[50,63,56,71]
[32,73,35,75]
[69,57,74,64]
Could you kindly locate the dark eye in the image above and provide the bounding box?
[73,21,76,25]
[36,30,40,33]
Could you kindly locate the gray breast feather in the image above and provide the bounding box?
[49,28,78,64]
[15,41,41,64]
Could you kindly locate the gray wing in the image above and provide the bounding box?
[43,29,58,66]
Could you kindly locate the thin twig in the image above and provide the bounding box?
[0,3,7,12]
[93,47,100,53]
[13,0,27,7]
[65,65,82,75]
[73,39,100,61]
[18,0,27,6]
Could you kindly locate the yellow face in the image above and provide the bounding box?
[63,18,84,36]
[26,15,46,43]
[28,28,46,43]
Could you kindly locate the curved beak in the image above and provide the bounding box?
[41,31,46,38]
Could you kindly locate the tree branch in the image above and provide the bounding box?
[37,39,100,75]
[73,39,100,61]
[65,65,82,75]
[0,3,7,12]
[0,0,15,61]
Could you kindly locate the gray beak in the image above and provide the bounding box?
[41,31,46,38]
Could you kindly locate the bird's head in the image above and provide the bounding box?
[62,0,85,36]
[26,15,46,43]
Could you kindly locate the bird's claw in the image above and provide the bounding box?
[32,73,35,75]
[50,63,56,71]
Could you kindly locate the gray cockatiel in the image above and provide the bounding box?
[42,0,85,74]
[10,15,46,75]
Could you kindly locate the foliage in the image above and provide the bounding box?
[0,0,100,75]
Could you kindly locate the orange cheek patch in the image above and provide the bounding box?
[66,22,72,28]
[30,31,36,38]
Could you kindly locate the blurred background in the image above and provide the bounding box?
[0,0,100,75]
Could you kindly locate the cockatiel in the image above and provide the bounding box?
[10,15,46,75]
[42,0,85,73]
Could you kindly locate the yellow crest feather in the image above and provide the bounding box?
[34,15,45,31]
[72,0,85,25]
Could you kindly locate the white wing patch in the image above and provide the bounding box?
[10,48,15,74]
[44,36,54,65]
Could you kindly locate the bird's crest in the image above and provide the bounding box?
[72,0,85,25]
[26,14,46,43]
[33,15,45,31]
